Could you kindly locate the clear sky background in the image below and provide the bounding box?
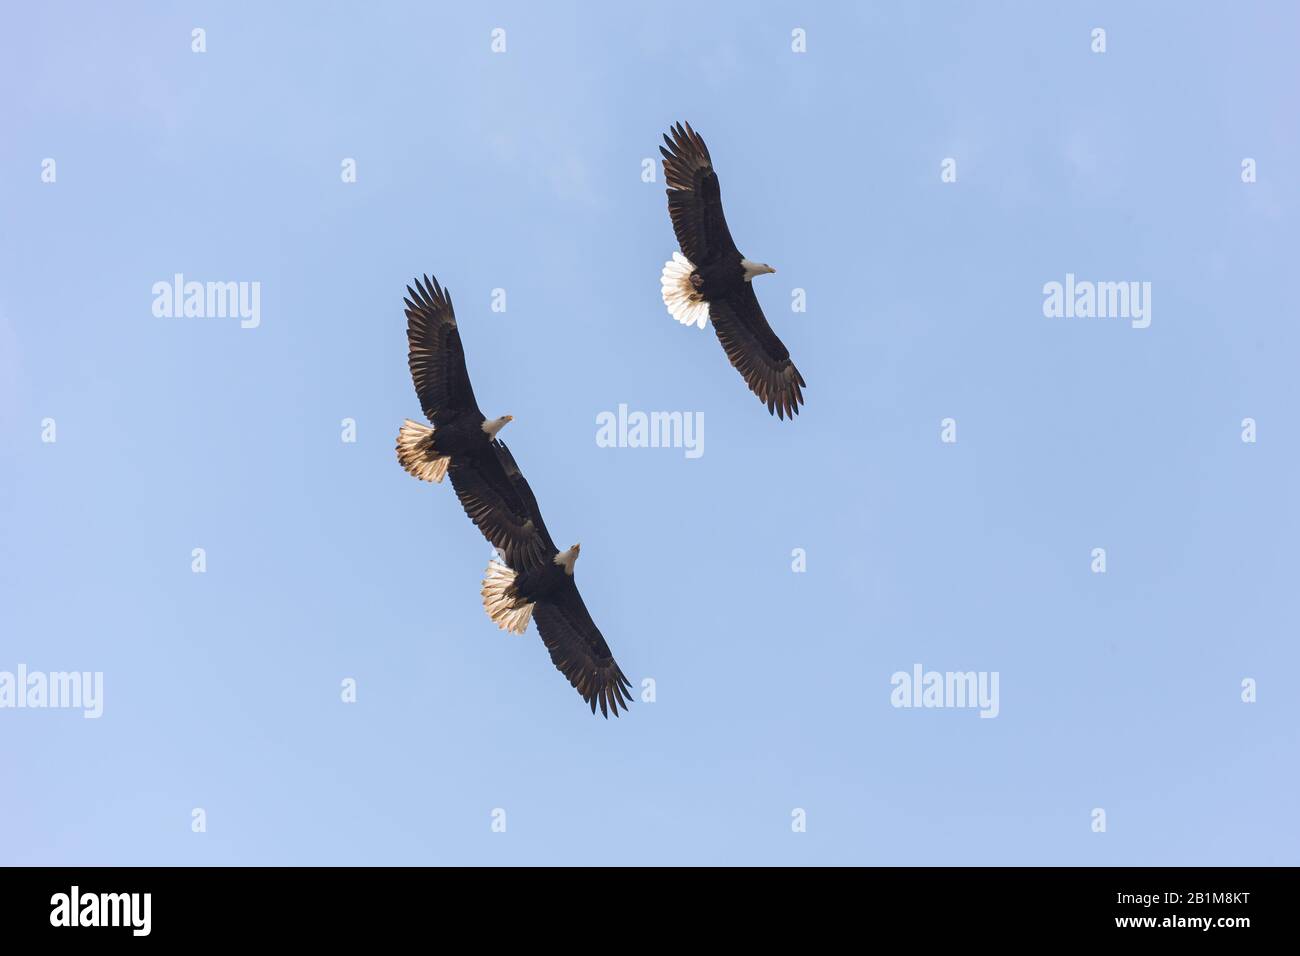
[2,2,1297,866]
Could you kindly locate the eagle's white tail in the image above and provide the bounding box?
[660,252,709,329]
[396,419,449,483]
[482,558,534,635]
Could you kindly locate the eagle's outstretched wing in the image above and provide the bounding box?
[710,284,806,419]
[490,440,557,559]
[533,584,634,718]
[447,450,547,570]
[404,275,484,427]
[660,121,740,267]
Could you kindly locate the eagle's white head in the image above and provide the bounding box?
[554,542,580,575]
[482,414,513,437]
[741,258,776,282]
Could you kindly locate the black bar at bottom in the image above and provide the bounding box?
[0,866,1284,940]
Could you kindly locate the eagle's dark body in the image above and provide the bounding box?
[692,255,750,303]
[422,415,488,458]
[505,555,568,607]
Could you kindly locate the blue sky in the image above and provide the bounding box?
[1,2,1297,865]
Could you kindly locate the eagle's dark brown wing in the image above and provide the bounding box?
[447,447,547,570]
[660,122,740,267]
[404,274,484,426]
[490,440,557,558]
[710,283,806,419]
[533,581,634,718]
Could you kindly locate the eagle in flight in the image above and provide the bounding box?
[659,121,807,419]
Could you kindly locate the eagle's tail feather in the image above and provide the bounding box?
[396,419,449,483]
[482,558,534,635]
[660,252,709,330]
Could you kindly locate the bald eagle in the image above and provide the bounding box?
[480,440,633,717]
[659,122,806,419]
[395,274,633,717]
